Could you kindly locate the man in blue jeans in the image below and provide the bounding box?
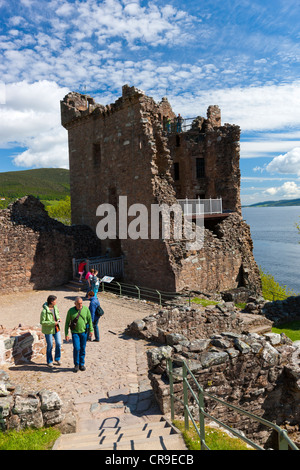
[65,297,93,372]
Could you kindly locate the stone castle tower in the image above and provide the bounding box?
[61,85,260,293]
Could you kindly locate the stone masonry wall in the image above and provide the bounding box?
[0,325,46,366]
[147,334,300,449]
[61,85,261,294]
[0,196,102,293]
[169,108,241,214]
[62,85,179,291]
[168,212,261,293]
[128,302,300,448]
[0,369,64,431]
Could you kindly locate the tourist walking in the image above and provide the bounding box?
[40,295,62,368]
[87,291,102,342]
[78,260,87,282]
[65,296,93,372]
[84,268,92,297]
[90,269,100,297]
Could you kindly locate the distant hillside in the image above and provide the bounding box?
[244,198,300,208]
[0,168,70,200]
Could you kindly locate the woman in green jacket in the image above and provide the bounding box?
[40,295,62,367]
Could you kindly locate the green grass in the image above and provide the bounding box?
[0,427,61,450]
[0,168,70,200]
[259,268,300,342]
[272,320,300,342]
[191,298,219,307]
[235,302,247,309]
[174,420,252,450]
[191,298,246,310]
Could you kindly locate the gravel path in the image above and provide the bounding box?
[0,287,163,430]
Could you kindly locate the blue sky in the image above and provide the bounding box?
[0,0,300,205]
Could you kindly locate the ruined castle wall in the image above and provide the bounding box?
[63,87,179,291]
[62,86,260,293]
[169,109,241,214]
[0,196,102,293]
[128,307,300,448]
[174,213,261,293]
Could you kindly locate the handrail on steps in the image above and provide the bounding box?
[167,358,299,451]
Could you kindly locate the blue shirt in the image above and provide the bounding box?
[89,296,100,322]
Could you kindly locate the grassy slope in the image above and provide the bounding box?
[0,168,70,200]
[244,198,300,207]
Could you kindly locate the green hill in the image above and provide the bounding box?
[0,168,70,200]
[244,198,300,208]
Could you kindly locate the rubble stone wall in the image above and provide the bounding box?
[0,325,46,366]
[0,196,102,293]
[147,333,300,449]
[0,370,64,431]
[127,301,300,448]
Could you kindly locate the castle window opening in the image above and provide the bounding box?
[173,162,180,181]
[93,143,101,167]
[196,157,205,179]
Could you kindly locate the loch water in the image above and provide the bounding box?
[242,206,300,294]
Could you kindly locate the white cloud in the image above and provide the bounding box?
[0,80,70,168]
[240,140,300,158]
[20,0,34,6]
[0,0,197,87]
[175,81,300,132]
[12,127,69,169]
[0,81,5,104]
[264,181,300,198]
[56,2,74,16]
[9,16,25,26]
[266,147,300,176]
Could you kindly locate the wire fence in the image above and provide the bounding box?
[101,280,182,306]
[99,279,299,307]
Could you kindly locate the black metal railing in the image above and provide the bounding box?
[167,358,299,451]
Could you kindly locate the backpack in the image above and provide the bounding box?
[95,305,104,317]
[91,275,100,287]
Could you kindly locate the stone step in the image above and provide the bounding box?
[54,431,186,451]
[53,419,187,451]
[248,325,272,335]
[100,420,172,437]
[64,280,85,292]
[89,434,186,451]
[54,420,171,443]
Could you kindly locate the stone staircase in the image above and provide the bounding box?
[240,312,273,335]
[64,279,86,292]
[53,417,187,450]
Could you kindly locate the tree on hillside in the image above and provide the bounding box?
[46,196,71,225]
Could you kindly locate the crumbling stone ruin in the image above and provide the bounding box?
[61,85,261,294]
[0,327,76,433]
[127,296,300,448]
[0,324,46,365]
[0,369,74,433]
[0,195,102,293]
